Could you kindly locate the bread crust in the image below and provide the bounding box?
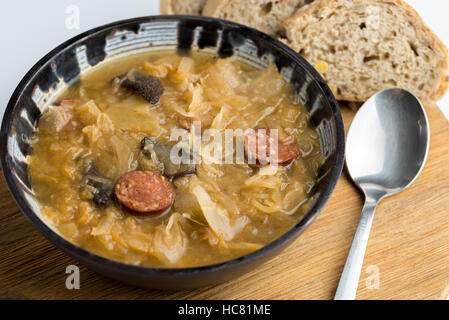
[202,0,227,16]
[159,0,173,14]
[159,0,207,15]
[202,0,312,36]
[282,0,449,102]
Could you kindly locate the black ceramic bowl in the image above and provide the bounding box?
[0,15,344,290]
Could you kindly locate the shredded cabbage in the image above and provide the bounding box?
[153,213,188,264]
[190,182,248,241]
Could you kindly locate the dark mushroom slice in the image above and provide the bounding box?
[141,137,196,178]
[83,168,114,205]
[117,70,163,104]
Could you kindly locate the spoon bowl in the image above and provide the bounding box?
[346,88,430,198]
[335,88,430,299]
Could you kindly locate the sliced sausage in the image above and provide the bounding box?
[115,171,175,214]
[244,128,299,165]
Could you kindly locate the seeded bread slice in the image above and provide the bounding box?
[280,0,449,102]
[202,0,313,36]
[160,0,207,15]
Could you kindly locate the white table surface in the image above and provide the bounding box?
[0,0,448,119]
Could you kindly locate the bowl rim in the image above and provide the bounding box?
[0,15,345,276]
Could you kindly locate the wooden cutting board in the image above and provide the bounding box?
[1,105,449,300]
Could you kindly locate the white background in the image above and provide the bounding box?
[0,0,448,118]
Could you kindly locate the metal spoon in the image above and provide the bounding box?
[334,88,430,300]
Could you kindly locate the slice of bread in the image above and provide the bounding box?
[202,0,313,36]
[280,0,449,102]
[160,0,207,15]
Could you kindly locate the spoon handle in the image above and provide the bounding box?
[334,199,377,300]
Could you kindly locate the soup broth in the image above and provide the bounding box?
[28,51,324,267]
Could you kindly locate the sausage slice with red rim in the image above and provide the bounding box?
[114,171,175,214]
[244,128,299,165]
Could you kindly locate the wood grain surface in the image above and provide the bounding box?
[1,105,449,300]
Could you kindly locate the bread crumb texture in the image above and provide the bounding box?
[160,0,207,15]
[202,0,314,36]
[281,0,449,102]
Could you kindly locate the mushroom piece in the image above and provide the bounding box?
[83,168,114,205]
[141,137,196,178]
[117,70,163,104]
